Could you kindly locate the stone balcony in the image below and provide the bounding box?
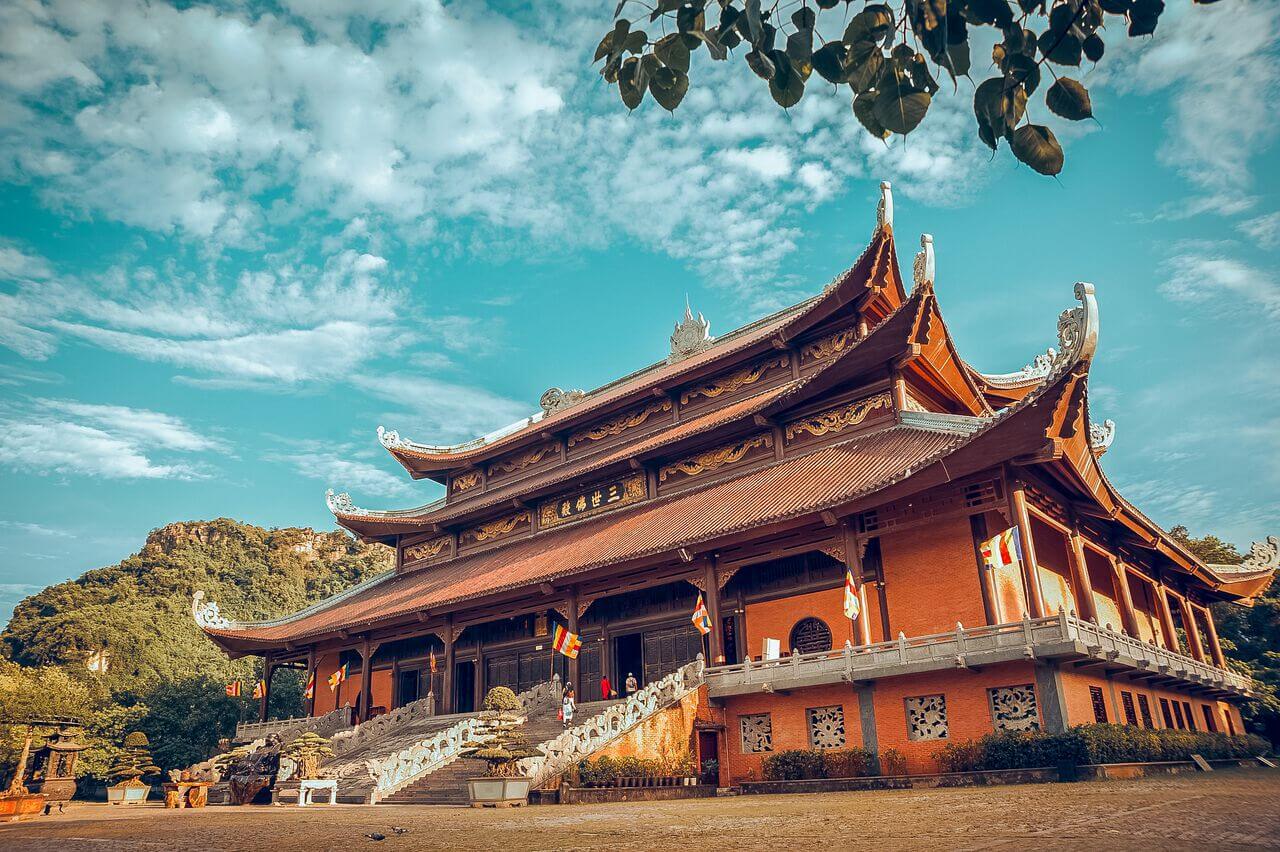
[705,611,1252,700]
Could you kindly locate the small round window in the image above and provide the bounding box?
[789,617,832,654]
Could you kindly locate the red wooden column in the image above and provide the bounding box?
[1177,595,1207,662]
[1008,477,1046,618]
[1107,555,1141,638]
[703,559,725,664]
[1154,584,1181,652]
[842,525,872,646]
[306,647,317,717]
[442,616,455,715]
[1198,604,1227,668]
[259,652,273,723]
[566,589,581,693]
[360,636,374,722]
[1066,524,1098,622]
[968,514,999,626]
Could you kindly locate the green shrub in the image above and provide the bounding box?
[879,748,908,776]
[935,739,985,773]
[821,748,876,779]
[761,749,825,780]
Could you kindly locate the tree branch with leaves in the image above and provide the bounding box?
[595,0,1195,176]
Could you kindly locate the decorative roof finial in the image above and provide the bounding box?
[876,181,893,233]
[540,387,586,415]
[912,234,934,288]
[1089,419,1116,455]
[326,488,359,515]
[668,300,713,364]
[377,425,407,450]
[1054,282,1099,366]
[191,591,232,630]
[1241,536,1280,571]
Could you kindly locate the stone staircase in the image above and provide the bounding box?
[380,700,616,805]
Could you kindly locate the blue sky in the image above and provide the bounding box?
[0,0,1276,626]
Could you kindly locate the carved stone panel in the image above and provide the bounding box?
[988,685,1039,732]
[905,694,948,741]
[679,354,788,406]
[784,392,893,443]
[567,400,672,450]
[739,713,773,753]
[807,705,847,749]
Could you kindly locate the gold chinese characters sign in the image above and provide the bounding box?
[539,475,646,528]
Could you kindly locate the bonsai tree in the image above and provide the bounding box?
[460,687,544,778]
[108,732,161,785]
[280,732,334,781]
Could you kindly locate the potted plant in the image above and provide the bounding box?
[281,732,334,781]
[106,732,161,805]
[460,687,545,807]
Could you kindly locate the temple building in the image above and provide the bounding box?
[196,183,1277,798]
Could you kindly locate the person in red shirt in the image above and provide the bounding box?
[600,674,613,700]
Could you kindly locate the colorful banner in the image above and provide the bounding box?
[552,624,581,659]
[225,681,241,697]
[843,568,861,621]
[328,662,349,691]
[981,527,1023,569]
[691,593,712,636]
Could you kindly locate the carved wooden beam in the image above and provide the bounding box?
[629,458,644,470]
[678,547,695,563]
[538,582,555,595]
[1011,439,1064,465]
[820,510,839,527]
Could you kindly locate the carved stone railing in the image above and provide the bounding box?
[705,612,1251,698]
[523,658,705,790]
[331,676,564,803]
[331,695,435,757]
[235,706,353,743]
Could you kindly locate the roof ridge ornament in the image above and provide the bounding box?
[876,180,893,234]
[912,234,934,288]
[377,426,407,450]
[191,591,233,631]
[326,488,360,516]
[1242,536,1280,572]
[668,299,713,364]
[540,387,586,415]
[1089,418,1116,455]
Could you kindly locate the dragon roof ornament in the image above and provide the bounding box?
[326,488,361,516]
[191,591,234,631]
[913,234,934,288]
[981,348,1059,388]
[1089,419,1116,455]
[1054,282,1099,366]
[540,387,586,415]
[668,299,713,364]
[876,180,893,233]
[1241,536,1280,572]
[376,426,407,450]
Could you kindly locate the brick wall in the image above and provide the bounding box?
[880,514,989,635]
[744,586,852,658]
[1057,667,1245,737]
[721,684,866,783]
[311,651,340,715]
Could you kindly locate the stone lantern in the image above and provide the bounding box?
[26,718,87,804]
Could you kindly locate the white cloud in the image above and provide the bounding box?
[1239,212,1280,251]
[353,372,531,445]
[0,521,72,537]
[266,448,418,503]
[36,399,226,452]
[1158,252,1280,318]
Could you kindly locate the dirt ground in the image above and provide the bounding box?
[3,770,1278,852]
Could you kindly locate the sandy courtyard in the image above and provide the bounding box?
[2,770,1278,852]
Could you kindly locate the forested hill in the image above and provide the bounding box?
[2,519,392,696]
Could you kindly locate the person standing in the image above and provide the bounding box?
[600,673,612,701]
[561,687,576,728]
[625,672,638,696]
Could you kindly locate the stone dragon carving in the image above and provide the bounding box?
[912,233,934,288]
[376,426,407,450]
[191,591,233,630]
[540,387,586,415]
[325,489,359,515]
[521,658,705,790]
[1089,419,1116,455]
[1241,536,1280,572]
[876,180,893,234]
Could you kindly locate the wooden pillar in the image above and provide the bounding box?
[1007,477,1046,618]
[306,647,317,717]
[1108,556,1141,638]
[703,559,725,664]
[360,636,373,722]
[1177,595,1206,662]
[842,527,872,646]
[891,371,908,411]
[442,616,455,715]
[566,589,580,694]
[1155,584,1180,653]
[1066,525,1098,622]
[259,652,273,723]
[969,514,999,625]
[474,637,485,710]
[1199,605,1227,669]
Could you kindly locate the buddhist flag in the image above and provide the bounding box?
[304,672,316,700]
[328,662,349,691]
[251,680,266,700]
[429,648,438,675]
[552,624,581,659]
[691,593,712,636]
[225,681,241,697]
[981,527,1023,569]
[843,568,861,621]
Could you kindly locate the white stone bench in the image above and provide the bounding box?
[298,779,338,806]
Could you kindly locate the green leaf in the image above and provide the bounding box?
[944,39,971,78]
[966,0,1014,26]
[1010,124,1064,175]
[853,94,891,140]
[812,42,850,84]
[844,6,895,45]
[1046,78,1092,120]
[649,66,690,111]
[847,46,883,93]
[655,33,691,72]
[873,88,931,135]
[973,77,1006,146]
[1002,53,1040,95]
[1098,0,1131,11]
[624,30,648,54]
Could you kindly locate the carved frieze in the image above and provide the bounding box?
[989,685,1039,732]
[801,326,858,363]
[905,694,948,741]
[487,441,558,479]
[659,434,772,484]
[679,355,788,405]
[807,706,847,749]
[739,713,773,753]
[451,470,481,494]
[460,511,530,546]
[539,475,646,529]
[567,400,672,449]
[404,536,451,564]
[784,391,893,442]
